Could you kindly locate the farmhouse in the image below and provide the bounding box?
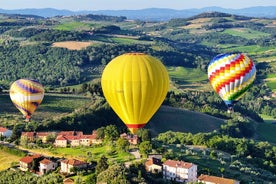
[163,159,197,183]
[21,131,56,143]
[39,158,58,175]
[120,133,139,145]
[198,174,240,184]
[19,154,43,172]
[54,130,101,147]
[145,157,163,173]
[0,127,12,138]
[60,159,88,174]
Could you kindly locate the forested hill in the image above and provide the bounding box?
[0,11,275,122]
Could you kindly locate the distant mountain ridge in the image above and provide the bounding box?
[0,6,275,21]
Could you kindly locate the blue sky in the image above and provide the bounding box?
[1,0,276,10]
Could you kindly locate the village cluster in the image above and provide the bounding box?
[1,126,240,184]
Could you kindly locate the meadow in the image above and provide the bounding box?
[0,150,21,171]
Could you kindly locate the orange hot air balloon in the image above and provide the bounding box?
[101,53,169,134]
[9,79,44,121]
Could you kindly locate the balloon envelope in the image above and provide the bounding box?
[207,53,256,110]
[101,53,169,134]
[10,79,44,121]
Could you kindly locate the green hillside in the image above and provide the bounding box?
[147,106,225,136]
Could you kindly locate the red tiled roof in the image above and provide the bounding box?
[20,156,34,164]
[61,159,87,166]
[58,131,83,136]
[145,157,162,167]
[198,174,238,184]
[163,160,193,169]
[40,158,53,165]
[21,132,36,137]
[36,132,51,137]
[0,127,8,132]
[56,135,67,141]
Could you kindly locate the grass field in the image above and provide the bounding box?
[54,21,96,31]
[223,28,270,39]
[167,66,209,90]
[256,123,276,143]
[20,145,134,164]
[0,93,91,123]
[0,150,21,171]
[147,106,225,136]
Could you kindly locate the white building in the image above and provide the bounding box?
[39,158,58,175]
[0,127,12,138]
[163,159,197,183]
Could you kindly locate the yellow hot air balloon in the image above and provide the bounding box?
[10,79,44,121]
[101,53,169,134]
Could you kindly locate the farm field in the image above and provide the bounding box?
[0,93,92,124]
[0,150,21,171]
[52,41,93,50]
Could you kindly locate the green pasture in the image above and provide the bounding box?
[256,123,276,144]
[147,106,225,136]
[266,81,276,91]
[167,66,207,83]
[0,93,91,123]
[221,45,276,54]
[223,28,270,39]
[47,145,134,163]
[54,21,96,31]
[167,66,209,90]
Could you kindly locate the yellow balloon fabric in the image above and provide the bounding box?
[101,53,169,134]
[10,79,44,121]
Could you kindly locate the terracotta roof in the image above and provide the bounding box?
[21,132,35,137]
[40,158,53,165]
[36,132,51,137]
[145,157,162,167]
[163,160,194,169]
[61,159,87,166]
[0,127,8,132]
[56,135,67,141]
[58,131,83,136]
[20,156,34,164]
[198,174,238,184]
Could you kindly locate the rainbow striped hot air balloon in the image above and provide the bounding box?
[10,79,44,121]
[207,53,256,112]
[101,53,169,134]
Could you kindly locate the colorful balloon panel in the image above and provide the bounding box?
[208,53,256,108]
[101,53,169,134]
[10,79,44,121]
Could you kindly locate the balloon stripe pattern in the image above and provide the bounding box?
[101,53,169,134]
[208,53,256,106]
[10,79,44,120]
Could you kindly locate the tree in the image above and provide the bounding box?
[139,141,152,157]
[104,125,119,141]
[97,163,130,184]
[96,127,105,139]
[116,137,130,152]
[137,129,151,142]
[96,155,109,174]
